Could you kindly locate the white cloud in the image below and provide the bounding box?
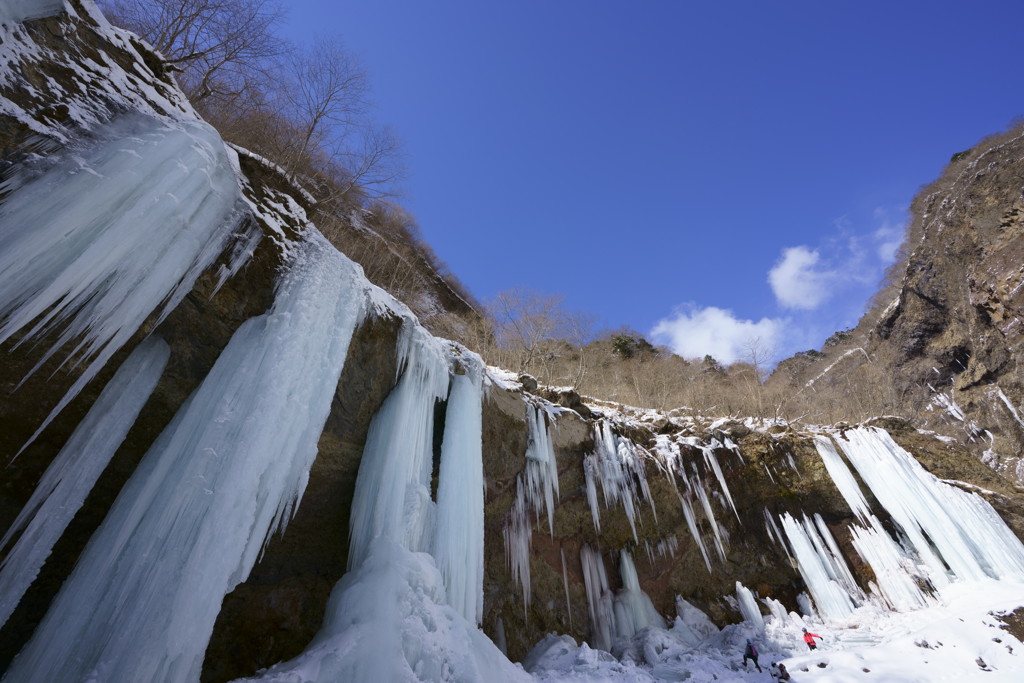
[650,305,784,365]
[768,246,835,310]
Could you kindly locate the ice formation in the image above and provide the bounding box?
[4,235,366,683]
[580,546,665,653]
[779,512,858,620]
[735,582,765,631]
[432,368,485,624]
[0,115,246,447]
[236,540,528,683]
[0,337,168,629]
[834,427,1024,584]
[781,426,1024,622]
[503,403,561,607]
[234,330,523,681]
[346,323,451,570]
[584,421,654,540]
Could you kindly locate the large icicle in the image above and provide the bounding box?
[235,340,527,682]
[835,427,1024,584]
[613,549,666,639]
[503,402,561,608]
[4,235,365,683]
[779,512,856,620]
[432,364,485,624]
[848,521,929,611]
[580,545,616,652]
[346,324,451,570]
[735,582,765,631]
[0,336,169,629]
[0,115,246,446]
[583,422,654,541]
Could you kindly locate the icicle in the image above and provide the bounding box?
[694,477,727,562]
[525,404,560,532]
[561,548,573,630]
[679,491,712,572]
[0,116,247,449]
[583,452,602,532]
[779,512,856,620]
[811,513,864,599]
[580,545,615,652]
[503,402,562,608]
[735,582,765,631]
[0,337,169,629]
[700,441,740,521]
[4,235,366,683]
[814,435,871,522]
[583,422,655,543]
[848,517,928,612]
[347,324,451,571]
[432,364,485,624]
[835,427,1024,584]
[612,549,666,639]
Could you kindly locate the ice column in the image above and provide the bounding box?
[735,582,765,631]
[347,324,451,569]
[4,235,365,683]
[432,364,485,624]
[613,549,666,639]
[0,116,245,446]
[0,337,169,629]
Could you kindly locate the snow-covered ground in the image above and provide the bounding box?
[527,580,1024,682]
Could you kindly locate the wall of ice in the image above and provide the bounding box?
[3,236,367,683]
[778,426,1024,620]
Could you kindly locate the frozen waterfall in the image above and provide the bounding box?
[0,336,169,629]
[782,426,1024,620]
[3,235,366,683]
[0,115,247,448]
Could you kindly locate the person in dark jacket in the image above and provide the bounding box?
[802,627,823,650]
[742,638,762,672]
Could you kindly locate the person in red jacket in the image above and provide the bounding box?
[802,627,823,650]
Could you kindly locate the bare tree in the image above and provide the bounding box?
[103,0,288,103]
[488,289,567,375]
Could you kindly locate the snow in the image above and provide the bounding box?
[3,234,367,682]
[0,336,168,629]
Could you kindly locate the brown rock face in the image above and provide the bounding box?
[768,124,1024,483]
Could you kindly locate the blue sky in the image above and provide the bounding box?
[283,1,1024,364]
